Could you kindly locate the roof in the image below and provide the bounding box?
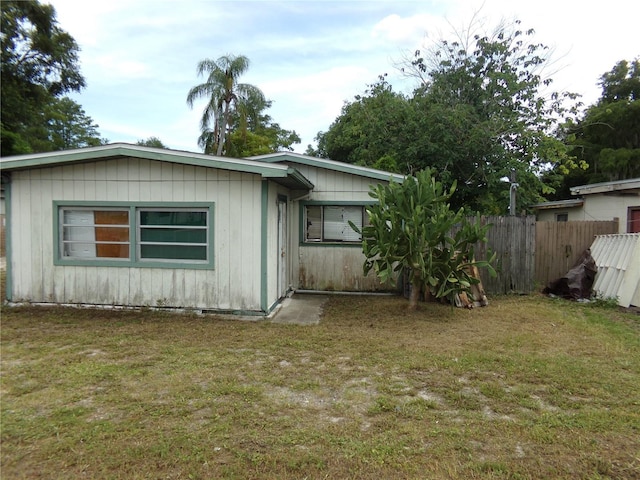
[531,199,584,210]
[570,178,640,196]
[0,143,314,191]
[590,233,640,308]
[248,152,405,183]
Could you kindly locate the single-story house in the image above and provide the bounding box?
[532,178,640,233]
[0,143,403,315]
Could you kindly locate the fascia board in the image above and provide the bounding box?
[571,178,640,195]
[0,143,291,178]
[249,152,405,183]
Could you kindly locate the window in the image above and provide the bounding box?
[628,207,640,233]
[138,209,208,261]
[556,213,568,222]
[61,209,130,259]
[57,203,213,268]
[304,204,369,243]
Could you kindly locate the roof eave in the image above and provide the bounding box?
[0,143,294,178]
[531,199,584,210]
[248,152,405,182]
[570,178,640,195]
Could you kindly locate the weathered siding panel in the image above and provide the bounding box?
[290,164,375,202]
[286,164,389,291]
[535,220,618,288]
[298,246,389,291]
[8,157,266,311]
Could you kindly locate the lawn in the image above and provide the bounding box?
[1,294,639,479]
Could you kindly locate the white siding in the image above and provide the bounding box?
[298,246,387,291]
[584,195,639,233]
[536,194,639,233]
[291,164,376,201]
[8,157,267,311]
[286,163,391,292]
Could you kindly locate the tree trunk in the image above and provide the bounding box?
[408,271,423,311]
[216,101,231,156]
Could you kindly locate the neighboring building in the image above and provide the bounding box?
[532,178,640,233]
[0,183,5,257]
[0,144,403,315]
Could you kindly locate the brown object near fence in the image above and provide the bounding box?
[466,217,618,295]
[534,220,618,290]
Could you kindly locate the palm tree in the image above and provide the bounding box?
[186,54,265,156]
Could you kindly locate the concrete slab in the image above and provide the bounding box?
[270,293,328,325]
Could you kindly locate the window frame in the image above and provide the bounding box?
[54,201,215,269]
[555,212,569,222]
[628,206,640,233]
[300,201,373,246]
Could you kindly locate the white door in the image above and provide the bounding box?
[277,198,288,298]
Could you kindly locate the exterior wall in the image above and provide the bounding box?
[0,190,5,257]
[7,157,268,311]
[264,182,292,309]
[582,195,639,233]
[286,163,392,291]
[535,208,584,222]
[537,194,640,233]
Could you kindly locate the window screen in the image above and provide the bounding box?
[138,209,208,261]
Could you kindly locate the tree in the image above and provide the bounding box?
[546,60,640,197]
[45,97,104,150]
[226,98,300,157]
[1,0,86,155]
[186,54,267,156]
[351,169,495,311]
[316,76,412,172]
[136,137,168,148]
[316,19,581,213]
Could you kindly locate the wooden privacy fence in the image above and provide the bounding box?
[465,217,618,295]
[468,215,536,294]
[535,220,618,288]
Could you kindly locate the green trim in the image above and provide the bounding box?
[285,167,314,189]
[302,200,375,206]
[260,181,269,312]
[53,201,215,270]
[298,200,376,247]
[0,143,313,190]
[53,200,215,207]
[250,152,405,182]
[3,176,12,301]
[300,242,365,248]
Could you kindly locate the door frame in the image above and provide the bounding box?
[277,195,288,298]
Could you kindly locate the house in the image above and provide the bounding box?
[532,178,640,233]
[0,144,403,315]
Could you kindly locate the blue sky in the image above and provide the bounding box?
[48,0,639,153]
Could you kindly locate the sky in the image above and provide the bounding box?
[48,0,639,154]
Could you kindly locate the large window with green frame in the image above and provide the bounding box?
[56,203,213,267]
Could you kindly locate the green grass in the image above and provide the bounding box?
[1,294,639,479]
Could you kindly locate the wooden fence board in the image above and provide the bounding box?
[465,217,616,295]
[470,215,536,294]
[535,220,618,288]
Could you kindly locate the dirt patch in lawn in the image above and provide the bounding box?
[1,294,639,479]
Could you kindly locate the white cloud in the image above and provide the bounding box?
[47,0,640,154]
[372,13,441,45]
[85,55,151,82]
